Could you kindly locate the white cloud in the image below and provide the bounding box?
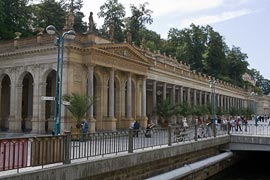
[81,0,225,25]
[123,0,224,17]
[180,9,255,27]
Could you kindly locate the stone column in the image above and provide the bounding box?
[15,85,23,132]
[127,73,132,118]
[187,88,190,105]
[60,64,69,131]
[87,65,96,132]
[31,82,41,133]
[180,86,183,104]
[142,77,146,117]
[102,69,117,131]
[204,92,208,106]
[171,85,176,124]
[163,83,167,100]
[199,91,202,106]
[152,81,157,115]
[87,66,94,118]
[220,95,223,109]
[8,81,16,132]
[172,85,176,105]
[193,89,197,105]
[217,94,220,109]
[152,81,157,124]
[39,82,47,132]
[109,68,115,118]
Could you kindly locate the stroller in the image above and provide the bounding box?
[145,123,155,138]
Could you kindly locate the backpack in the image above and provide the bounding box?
[84,121,89,129]
[134,121,140,129]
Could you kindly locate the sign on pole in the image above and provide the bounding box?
[41,96,55,101]
[62,101,70,106]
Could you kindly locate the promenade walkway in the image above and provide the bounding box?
[0,119,268,178]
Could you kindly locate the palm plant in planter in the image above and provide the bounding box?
[63,93,94,129]
[157,99,179,127]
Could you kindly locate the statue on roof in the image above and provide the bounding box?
[88,12,94,32]
[109,23,115,41]
[126,31,132,44]
[63,3,75,31]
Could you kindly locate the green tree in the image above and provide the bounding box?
[226,46,249,86]
[32,0,66,32]
[166,24,207,72]
[98,0,126,42]
[202,26,226,77]
[63,93,94,127]
[0,0,33,39]
[138,28,161,51]
[126,2,153,45]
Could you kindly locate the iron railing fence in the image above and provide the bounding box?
[0,136,68,172]
[1,123,266,173]
[230,124,270,136]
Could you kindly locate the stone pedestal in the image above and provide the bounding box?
[137,116,148,128]
[88,117,96,133]
[120,117,134,129]
[102,117,117,131]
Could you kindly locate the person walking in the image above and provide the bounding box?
[81,119,89,141]
[133,120,140,137]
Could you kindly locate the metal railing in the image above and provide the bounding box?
[0,122,259,173]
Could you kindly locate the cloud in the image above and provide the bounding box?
[180,9,255,27]
[145,0,224,16]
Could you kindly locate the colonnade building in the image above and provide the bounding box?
[0,29,266,134]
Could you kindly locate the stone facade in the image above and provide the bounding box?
[0,31,268,134]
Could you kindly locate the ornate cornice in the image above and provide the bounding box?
[89,46,150,67]
[91,43,150,64]
[0,46,56,58]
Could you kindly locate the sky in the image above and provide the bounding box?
[81,0,270,80]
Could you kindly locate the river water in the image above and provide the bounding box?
[207,151,270,180]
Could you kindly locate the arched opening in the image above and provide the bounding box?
[21,72,34,132]
[0,74,11,131]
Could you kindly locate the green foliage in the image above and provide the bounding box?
[226,46,249,86]
[202,26,226,77]
[32,0,66,32]
[63,93,94,125]
[229,107,238,116]
[138,29,161,51]
[157,99,179,120]
[0,0,33,39]
[98,0,126,42]
[125,2,153,45]
[179,101,191,117]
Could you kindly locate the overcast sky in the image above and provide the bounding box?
[81,0,270,80]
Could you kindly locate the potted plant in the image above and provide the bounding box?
[157,99,179,127]
[63,93,94,131]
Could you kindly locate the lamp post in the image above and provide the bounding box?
[209,80,217,137]
[46,25,76,135]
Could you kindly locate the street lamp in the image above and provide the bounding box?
[46,25,75,135]
[209,80,217,137]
